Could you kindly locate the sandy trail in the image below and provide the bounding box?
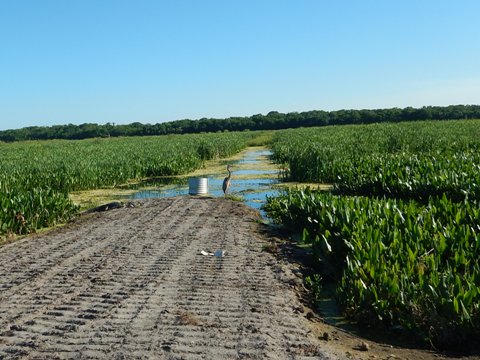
[0,197,335,359]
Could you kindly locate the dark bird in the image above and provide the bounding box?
[222,165,232,195]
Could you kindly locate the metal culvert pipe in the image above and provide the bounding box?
[188,177,208,195]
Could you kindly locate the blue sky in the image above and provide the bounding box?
[0,0,479,131]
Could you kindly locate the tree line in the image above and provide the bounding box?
[1,104,479,142]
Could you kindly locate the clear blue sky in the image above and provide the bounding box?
[0,0,479,131]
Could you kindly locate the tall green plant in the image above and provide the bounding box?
[0,131,255,237]
[264,189,480,349]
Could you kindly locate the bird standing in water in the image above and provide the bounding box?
[222,165,232,195]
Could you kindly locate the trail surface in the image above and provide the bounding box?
[0,197,334,359]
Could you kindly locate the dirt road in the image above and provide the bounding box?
[0,197,335,359]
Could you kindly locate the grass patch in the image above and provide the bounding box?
[246,131,274,146]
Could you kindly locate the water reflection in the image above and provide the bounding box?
[121,177,188,189]
[234,169,278,176]
[128,149,279,216]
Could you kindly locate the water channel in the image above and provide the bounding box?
[127,148,280,216]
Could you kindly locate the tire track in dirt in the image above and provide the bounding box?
[0,197,335,359]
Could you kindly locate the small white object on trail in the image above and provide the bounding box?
[200,249,227,257]
[214,249,227,257]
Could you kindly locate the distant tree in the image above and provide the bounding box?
[1,105,480,142]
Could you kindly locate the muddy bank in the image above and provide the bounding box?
[0,197,333,359]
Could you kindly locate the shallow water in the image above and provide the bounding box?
[234,169,278,176]
[128,149,280,216]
